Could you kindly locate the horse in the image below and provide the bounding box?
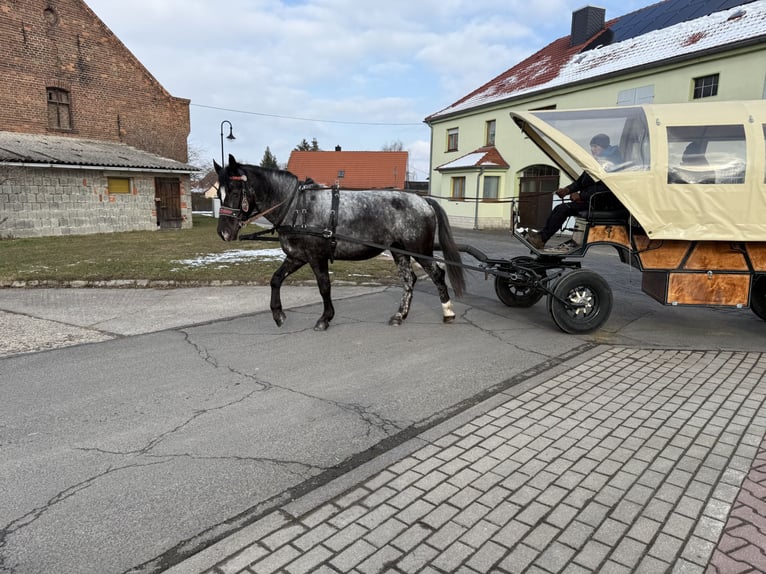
[213,154,466,331]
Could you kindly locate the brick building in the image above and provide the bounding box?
[0,0,196,238]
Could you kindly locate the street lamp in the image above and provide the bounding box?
[220,120,235,166]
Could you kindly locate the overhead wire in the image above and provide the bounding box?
[191,103,424,127]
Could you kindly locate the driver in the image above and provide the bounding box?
[527,133,622,250]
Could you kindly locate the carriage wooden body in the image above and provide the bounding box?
[490,100,766,332]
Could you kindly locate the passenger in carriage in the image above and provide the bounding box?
[527,133,623,250]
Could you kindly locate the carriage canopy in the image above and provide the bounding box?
[510,100,766,241]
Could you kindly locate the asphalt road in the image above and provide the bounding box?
[0,229,763,574]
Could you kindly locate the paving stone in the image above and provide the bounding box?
[390,523,433,553]
[465,540,507,572]
[363,517,407,547]
[355,545,403,574]
[284,545,333,574]
[593,517,628,545]
[496,543,539,574]
[431,540,474,572]
[612,537,647,568]
[649,532,684,563]
[328,539,377,572]
[393,543,439,573]
[573,539,610,570]
[182,349,766,574]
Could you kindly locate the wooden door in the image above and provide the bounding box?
[155,178,182,229]
[517,166,558,229]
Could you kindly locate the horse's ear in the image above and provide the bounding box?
[227,154,239,171]
[213,160,222,175]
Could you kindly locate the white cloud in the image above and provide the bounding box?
[86,0,643,180]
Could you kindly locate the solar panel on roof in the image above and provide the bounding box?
[608,0,758,43]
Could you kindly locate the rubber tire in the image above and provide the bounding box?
[547,269,613,334]
[494,257,545,308]
[751,275,766,321]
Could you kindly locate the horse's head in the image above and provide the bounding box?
[214,154,253,241]
[214,154,300,242]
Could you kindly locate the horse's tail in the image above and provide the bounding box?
[425,197,466,298]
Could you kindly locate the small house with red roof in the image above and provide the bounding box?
[287,148,408,190]
[425,0,766,230]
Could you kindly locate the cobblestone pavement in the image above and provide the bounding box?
[167,347,766,574]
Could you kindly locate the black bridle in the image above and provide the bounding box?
[218,174,290,226]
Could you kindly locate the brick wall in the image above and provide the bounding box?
[0,0,190,162]
[0,166,192,238]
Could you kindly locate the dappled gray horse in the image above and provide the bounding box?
[214,155,465,330]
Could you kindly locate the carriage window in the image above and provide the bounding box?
[447,128,459,152]
[107,177,131,194]
[667,125,746,184]
[47,88,71,130]
[530,107,650,171]
[483,176,499,201]
[451,176,465,200]
[486,120,496,146]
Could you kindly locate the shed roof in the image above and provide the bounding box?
[426,0,766,122]
[287,150,408,189]
[0,132,197,173]
[436,146,510,171]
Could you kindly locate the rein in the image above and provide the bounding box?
[218,174,291,227]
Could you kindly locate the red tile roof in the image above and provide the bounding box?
[436,146,510,171]
[287,150,408,189]
[425,24,615,122]
[426,0,766,121]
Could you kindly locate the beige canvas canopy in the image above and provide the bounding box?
[510,100,766,241]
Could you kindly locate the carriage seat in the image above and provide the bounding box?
[576,191,629,224]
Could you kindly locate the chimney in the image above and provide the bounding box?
[335,145,342,152]
[571,6,605,46]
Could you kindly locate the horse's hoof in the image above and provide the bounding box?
[274,311,286,327]
[443,315,456,324]
[388,316,402,326]
[314,320,329,331]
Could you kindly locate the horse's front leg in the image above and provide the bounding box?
[418,260,455,323]
[390,253,416,326]
[308,257,334,331]
[270,257,306,327]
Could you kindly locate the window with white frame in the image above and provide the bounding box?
[483,175,499,200]
[451,176,465,200]
[617,85,654,105]
[486,120,496,146]
[447,128,459,152]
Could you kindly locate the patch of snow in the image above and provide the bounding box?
[173,248,285,269]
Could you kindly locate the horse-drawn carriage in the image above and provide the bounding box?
[492,100,766,333]
[214,100,765,334]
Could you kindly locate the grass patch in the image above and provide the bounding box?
[0,215,399,285]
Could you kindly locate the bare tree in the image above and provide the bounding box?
[382,139,404,152]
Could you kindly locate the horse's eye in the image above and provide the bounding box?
[241,197,249,212]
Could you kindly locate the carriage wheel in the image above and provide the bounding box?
[494,257,546,308]
[547,269,613,334]
[751,275,766,321]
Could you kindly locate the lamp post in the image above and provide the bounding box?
[220,120,235,166]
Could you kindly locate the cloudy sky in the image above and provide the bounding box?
[86,0,647,180]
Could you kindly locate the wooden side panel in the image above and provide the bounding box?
[634,237,691,270]
[746,243,766,271]
[642,271,669,303]
[667,273,750,306]
[586,225,631,248]
[684,243,748,271]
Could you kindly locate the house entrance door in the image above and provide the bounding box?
[155,178,182,229]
